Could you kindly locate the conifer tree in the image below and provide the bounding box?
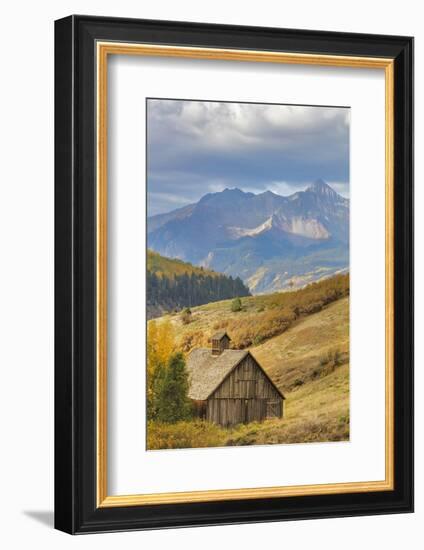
[147,266,250,313]
[156,352,192,423]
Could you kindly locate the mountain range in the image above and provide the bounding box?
[147,179,349,293]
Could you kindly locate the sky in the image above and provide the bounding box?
[147,99,350,216]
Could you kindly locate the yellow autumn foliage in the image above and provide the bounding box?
[147,319,175,414]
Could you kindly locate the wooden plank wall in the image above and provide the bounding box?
[206,355,282,426]
[212,355,281,400]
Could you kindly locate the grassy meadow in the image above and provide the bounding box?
[147,275,350,450]
[166,273,348,352]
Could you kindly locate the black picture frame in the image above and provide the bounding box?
[55,15,414,534]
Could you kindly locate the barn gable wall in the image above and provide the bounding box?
[210,354,281,400]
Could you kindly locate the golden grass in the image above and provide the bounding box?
[252,296,349,392]
[147,420,226,450]
[159,274,348,353]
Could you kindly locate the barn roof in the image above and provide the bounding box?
[211,331,231,341]
[186,348,285,401]
[186,348,247,400]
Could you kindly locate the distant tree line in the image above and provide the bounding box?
[147,270,250,312]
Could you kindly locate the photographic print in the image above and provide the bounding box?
[146,98,350,450]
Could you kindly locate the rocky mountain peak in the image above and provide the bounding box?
[147,180,349,293]
[306,179,342,199]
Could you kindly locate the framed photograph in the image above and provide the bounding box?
[54,15,413,534]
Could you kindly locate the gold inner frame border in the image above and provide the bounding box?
[96,42,394,508]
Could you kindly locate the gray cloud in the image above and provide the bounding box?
[147,99,349,215]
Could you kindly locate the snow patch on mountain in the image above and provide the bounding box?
[227,217,274,239]
[282,216,330,239]
[228,214,330,240]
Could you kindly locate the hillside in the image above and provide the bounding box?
[227,296,349,445]
[160,273,348,352]
[147,180,349,293]
[148,292,349,449]
[147,249,218,278]
[253,296,349,392]
[147,250,250,320]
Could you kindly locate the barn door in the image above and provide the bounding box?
[266,400,280,418]
[244,399,249,423]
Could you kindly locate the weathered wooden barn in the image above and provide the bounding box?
[186,332,284,427]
